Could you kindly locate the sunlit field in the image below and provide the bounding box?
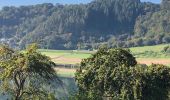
[38,44,170,77]
[40,44,170,65]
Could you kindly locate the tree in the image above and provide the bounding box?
[0,44,60,100]
[75,47,170,100]
[140,64,170,100]
[161,0,170,10]
[75,47,137,99]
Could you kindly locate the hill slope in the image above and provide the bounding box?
[0,0,169,49]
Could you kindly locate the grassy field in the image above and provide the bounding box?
[39,49,92,64]
[130,44,170,58]
[129,44,170,53]
[129,44,170,66]
[39,49,92,58]
[39,44,170,77]
[40,44,170,64]
[54,68,76,77]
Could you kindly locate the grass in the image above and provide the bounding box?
[40,49,92,59]
[129,44,170,53]
[57,71,75,77]
[54,68,76,77]
[39,43,170,65]
[65,53,91,59]
[130,44,170,58]
[57,72,75,77]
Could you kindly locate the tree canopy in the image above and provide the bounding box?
[0,44,59,100]
[75,47,170,100]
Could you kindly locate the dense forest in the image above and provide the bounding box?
[0,0,170,49]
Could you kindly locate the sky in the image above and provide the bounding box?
[0,0,161,8]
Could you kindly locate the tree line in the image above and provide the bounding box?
[0,0,170,49]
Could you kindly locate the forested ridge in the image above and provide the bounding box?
[0,0,170,49]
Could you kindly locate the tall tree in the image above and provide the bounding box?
[0,44,59,100]
[75,47,137,99]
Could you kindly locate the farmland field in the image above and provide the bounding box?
[40,49,93,64]
[129,44,170,53]
[54,68,76,77]
[39,44,170,77]
[40,44,170,65]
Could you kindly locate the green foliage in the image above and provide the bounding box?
[75,47,170,100]
[141,64,170,100]
[162,0,170,10]
[75,47,137,99]
[133,2,170,47]
[0,0,166,50]
[162,45,170,53]
[0,0,169,49]
[0,44,59,99]
[47,93,56,100]
[79,46,137,69]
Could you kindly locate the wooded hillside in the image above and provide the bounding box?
[0,0,169,49]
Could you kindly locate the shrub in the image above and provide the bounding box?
[162,45,170,53]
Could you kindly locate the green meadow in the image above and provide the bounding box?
[40,44,170,77]
[40,44,170,59]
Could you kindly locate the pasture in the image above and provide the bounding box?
[40,44,170,64]
[40,44,170,77]
[39,49,92,64]
[129,44,170,53]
